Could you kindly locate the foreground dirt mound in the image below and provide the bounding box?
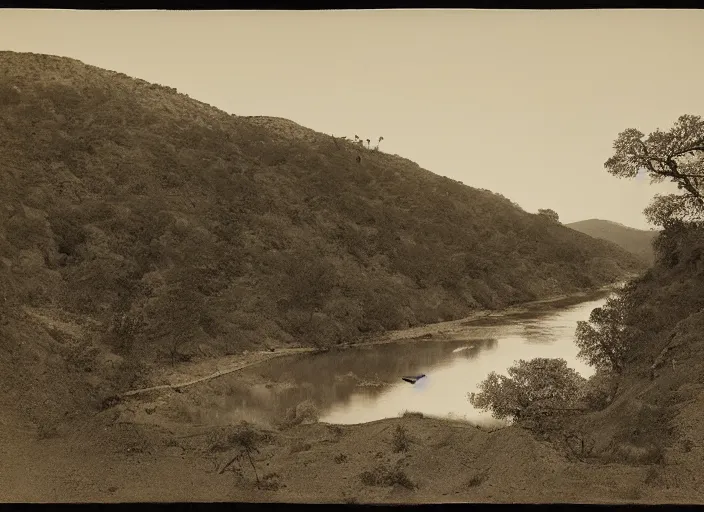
[0,410,673,503]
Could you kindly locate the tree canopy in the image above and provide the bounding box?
[538,209,560,223]
[605,115,704,227]
[574,294,630,374]
[468,358,586,421]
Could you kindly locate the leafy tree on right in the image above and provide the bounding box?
[605,114,704,227]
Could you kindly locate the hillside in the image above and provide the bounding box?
[0,51,644,425]
[555,222,704,498]
[567,219,659,265]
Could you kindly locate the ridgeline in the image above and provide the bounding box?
[567,219,659,266]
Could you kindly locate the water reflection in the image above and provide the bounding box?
[228,338,499,415]
[217,295,608,426]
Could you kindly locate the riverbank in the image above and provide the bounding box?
[119,281,622,401]
[4,279,657,504]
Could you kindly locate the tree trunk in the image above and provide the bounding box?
[245,450,260,486]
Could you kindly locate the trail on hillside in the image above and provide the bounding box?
[120,347,318,398]
[119,284,620,399]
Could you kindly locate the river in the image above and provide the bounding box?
[214,291,611,428]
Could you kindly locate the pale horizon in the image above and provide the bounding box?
[1,9,702,229]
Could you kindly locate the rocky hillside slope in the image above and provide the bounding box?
[0,51,644,425]
[564,222,704,496]
[567,219,659,265]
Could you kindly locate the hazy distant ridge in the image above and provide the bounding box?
[566,219,658,265]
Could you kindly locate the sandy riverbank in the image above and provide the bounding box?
[119,282,620,401]
[6,280,668,504]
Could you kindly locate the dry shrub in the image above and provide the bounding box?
[207,422,270,453]
[618,484,643,502]
[260,472,282,491]
[610,441,664,465]
[564,431,596,461]
[289,440,312,454]
[391,424,411,453]
[327,424,343,437]
[681,438,694,453]
[360,463,416,489]
[215,423,269,487]
[467,471,487,487]
[342,494,359,504]
[282,399,319,427]
[36,421,59,440]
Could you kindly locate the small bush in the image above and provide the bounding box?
[391,425,411,453]
[682,439,694,453]
[611,441,665,465]
[342,494,359,504]
[216,423,264,486]
[260,472,282,491]
[643,443,665,465]
[360,464,416,489]
[36,421,59,440]
[467,472,487,487]
[334,453,348,464]
[289,441,312,454]
[281,399,320,427]
[98,395,122,411]
[564,431,596,460]
[327,425,343,438]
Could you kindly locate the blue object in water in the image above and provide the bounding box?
[401,374,426,384]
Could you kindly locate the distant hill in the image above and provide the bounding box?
[566,219,659,265]
[0,51,645,418]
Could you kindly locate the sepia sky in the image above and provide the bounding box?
[1,9,703,229]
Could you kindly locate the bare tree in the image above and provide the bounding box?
[219,425,262,486]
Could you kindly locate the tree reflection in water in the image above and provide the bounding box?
[216,338,499,422]
[212,296,607,425]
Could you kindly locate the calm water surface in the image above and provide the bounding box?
[220,294,609,427]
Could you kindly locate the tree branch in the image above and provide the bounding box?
[666,157,704,205]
